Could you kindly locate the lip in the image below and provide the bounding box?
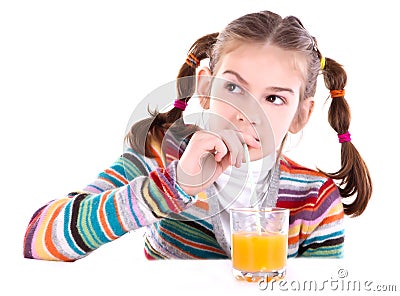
[237,130,260,142]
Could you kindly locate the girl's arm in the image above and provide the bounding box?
[296,179,345,258]
[23,148,195,262]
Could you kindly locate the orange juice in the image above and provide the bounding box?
[232,231,287,272]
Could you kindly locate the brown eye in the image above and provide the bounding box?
[225,82,243,94]
[266,95,284,105]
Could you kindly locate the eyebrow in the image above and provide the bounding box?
[222,70,295,94]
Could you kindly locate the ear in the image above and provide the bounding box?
[289,97,315,134]
[197,67,212,109]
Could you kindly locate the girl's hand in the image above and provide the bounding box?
[176,129,261,196]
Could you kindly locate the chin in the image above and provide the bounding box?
[247,148,262,161]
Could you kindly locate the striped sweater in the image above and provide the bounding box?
[23,132,344,261]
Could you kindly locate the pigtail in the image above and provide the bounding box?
[320,57,372,217]
[125,33,219,157]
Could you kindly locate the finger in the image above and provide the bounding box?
[235,140,244,168]
[196,130,228,161]
[213,138,228,162]
[219,154,232,172]
[231,131,244,168]
[222,131,244,168]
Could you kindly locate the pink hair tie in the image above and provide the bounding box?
[338,131,351,143]
[174,99,188,111]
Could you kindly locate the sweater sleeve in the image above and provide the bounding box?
[23,149,195,262]
[297,178,345,258]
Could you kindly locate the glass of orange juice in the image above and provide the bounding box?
[230,207,289,282]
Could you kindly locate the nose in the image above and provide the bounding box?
[236,111,260,125]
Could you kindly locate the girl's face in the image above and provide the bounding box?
[198,43,312,161]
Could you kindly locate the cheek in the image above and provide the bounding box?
[208,100,237,129]
[266,107,297,149]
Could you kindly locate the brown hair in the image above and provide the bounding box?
[125,10,372,217]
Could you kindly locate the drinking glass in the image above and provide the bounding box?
[230,207,289,282]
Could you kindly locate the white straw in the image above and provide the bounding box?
[243,144,262,233]
[243,144,257,207]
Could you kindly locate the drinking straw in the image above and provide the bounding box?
[243,144,256,204]
[243,144,262,234]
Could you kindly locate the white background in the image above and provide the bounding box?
[1,0,399,293]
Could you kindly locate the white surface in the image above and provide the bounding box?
[1,0,399,295]
[6,244,399,296]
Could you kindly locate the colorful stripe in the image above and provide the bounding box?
[23,134,345,261]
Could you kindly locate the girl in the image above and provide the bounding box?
[23,10,372,261]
